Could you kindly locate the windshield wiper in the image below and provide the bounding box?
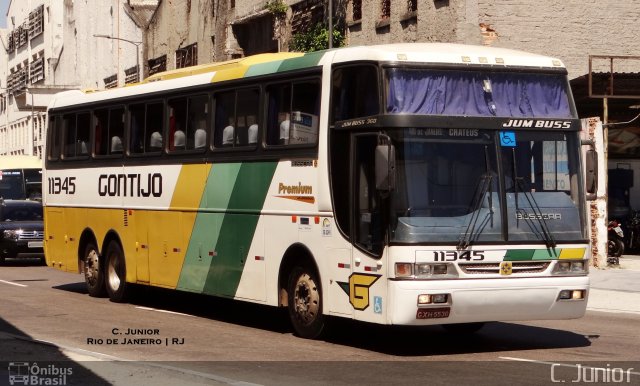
[458,146,494,250]
[511,147,556,249]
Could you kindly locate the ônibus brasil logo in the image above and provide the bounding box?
[7,362,73,385]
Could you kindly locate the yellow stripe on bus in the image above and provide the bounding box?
[170,164,212,209]
[558,248,585,259]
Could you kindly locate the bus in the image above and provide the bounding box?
[0,155,42,200]
[43,43,596,338]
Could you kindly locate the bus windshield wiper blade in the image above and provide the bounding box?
[515,178,557,249]
[457,173,493,250]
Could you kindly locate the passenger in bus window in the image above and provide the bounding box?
[194,129,206,149]
[149,131,163,151]
[279,112,290,145]
[174,130,186,150]
[111,136,123,153]
[223,118,235,147]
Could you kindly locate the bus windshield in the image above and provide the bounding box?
[0,169,42,200]
[389,129,584,245]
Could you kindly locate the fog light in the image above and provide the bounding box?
[432,294,448,304]
[395,263,413,277]
[572,290,585,300]
[417,294,432,304]
[558,290,572,300]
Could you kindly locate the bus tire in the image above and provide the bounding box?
[105,240,128,303]
[442,322,486,334]
[287,266,324,339]
[83,242,106,297]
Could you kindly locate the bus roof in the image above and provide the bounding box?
[48,43,566,111]
[0,155,42,170]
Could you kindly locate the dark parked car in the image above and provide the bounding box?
[0,199,44,264]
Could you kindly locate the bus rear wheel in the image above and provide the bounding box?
[83,242,106,297]
[287,266,324,339]
[105,240,128,303]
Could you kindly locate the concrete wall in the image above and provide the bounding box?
[56,0,143,89]
[346,0,640,80]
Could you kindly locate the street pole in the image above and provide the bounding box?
[93,34,143,82]
[328,0,333,49]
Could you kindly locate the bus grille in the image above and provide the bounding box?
[458,261,550,275]
[18,231,44,241]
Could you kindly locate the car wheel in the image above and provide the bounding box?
[105,240,128,303]
[287,266,324,339]
[83,242,106,297]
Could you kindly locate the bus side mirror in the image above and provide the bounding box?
[582,139,598,200]
[375,143,396,193]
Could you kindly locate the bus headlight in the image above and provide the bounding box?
[552,260,588,275]
[395,263,458,279]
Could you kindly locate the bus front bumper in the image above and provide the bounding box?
[388,275,589,325]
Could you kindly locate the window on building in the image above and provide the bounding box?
[124,65,139,84]
[176,43,198,69]
[381,0,391,19]
[353,0,362,21]
[407,0,417,13]
[104,74,118,89]
[28,5,44,40]
[30,55,45,84]
[148,55,167,76]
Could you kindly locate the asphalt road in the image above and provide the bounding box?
[0,259,638,386]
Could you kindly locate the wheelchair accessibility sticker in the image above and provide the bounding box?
[500,131,516,147]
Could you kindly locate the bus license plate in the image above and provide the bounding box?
[28,241,43,248]
[416,307,450,319]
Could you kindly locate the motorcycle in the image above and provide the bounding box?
[607,219,625,265]
[625,210,640,253]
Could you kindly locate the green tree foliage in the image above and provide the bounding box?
[289,23,345,52]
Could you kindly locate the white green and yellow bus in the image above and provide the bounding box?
[44,43,595,338]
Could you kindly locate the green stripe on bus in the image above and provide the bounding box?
[532,248,560,260]
[504,249,560,261]
[503,249,535,261]
[202,161,278,296]
[177,163,242,292]
[277,51,325,72]
[245,61,287,78]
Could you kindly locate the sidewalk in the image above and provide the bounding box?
[587,255,640,314]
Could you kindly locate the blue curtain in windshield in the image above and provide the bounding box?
[386,69,572,118]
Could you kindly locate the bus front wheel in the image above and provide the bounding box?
[105,240,128,303]
[287,266,324,339]
[83,242,106,297]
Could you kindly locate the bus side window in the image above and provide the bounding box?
[62,113,76,158]
[146,102,164,152]
[168,98,187,151]
[76,113,91,156]
[109,108,125,156]
[47,116,60,160]
[93,109,109,156]
[331,65,379,122]
[188,95,209,150]
[129,103,146,154]
[266,83,291,146]
[214,91,236,148]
